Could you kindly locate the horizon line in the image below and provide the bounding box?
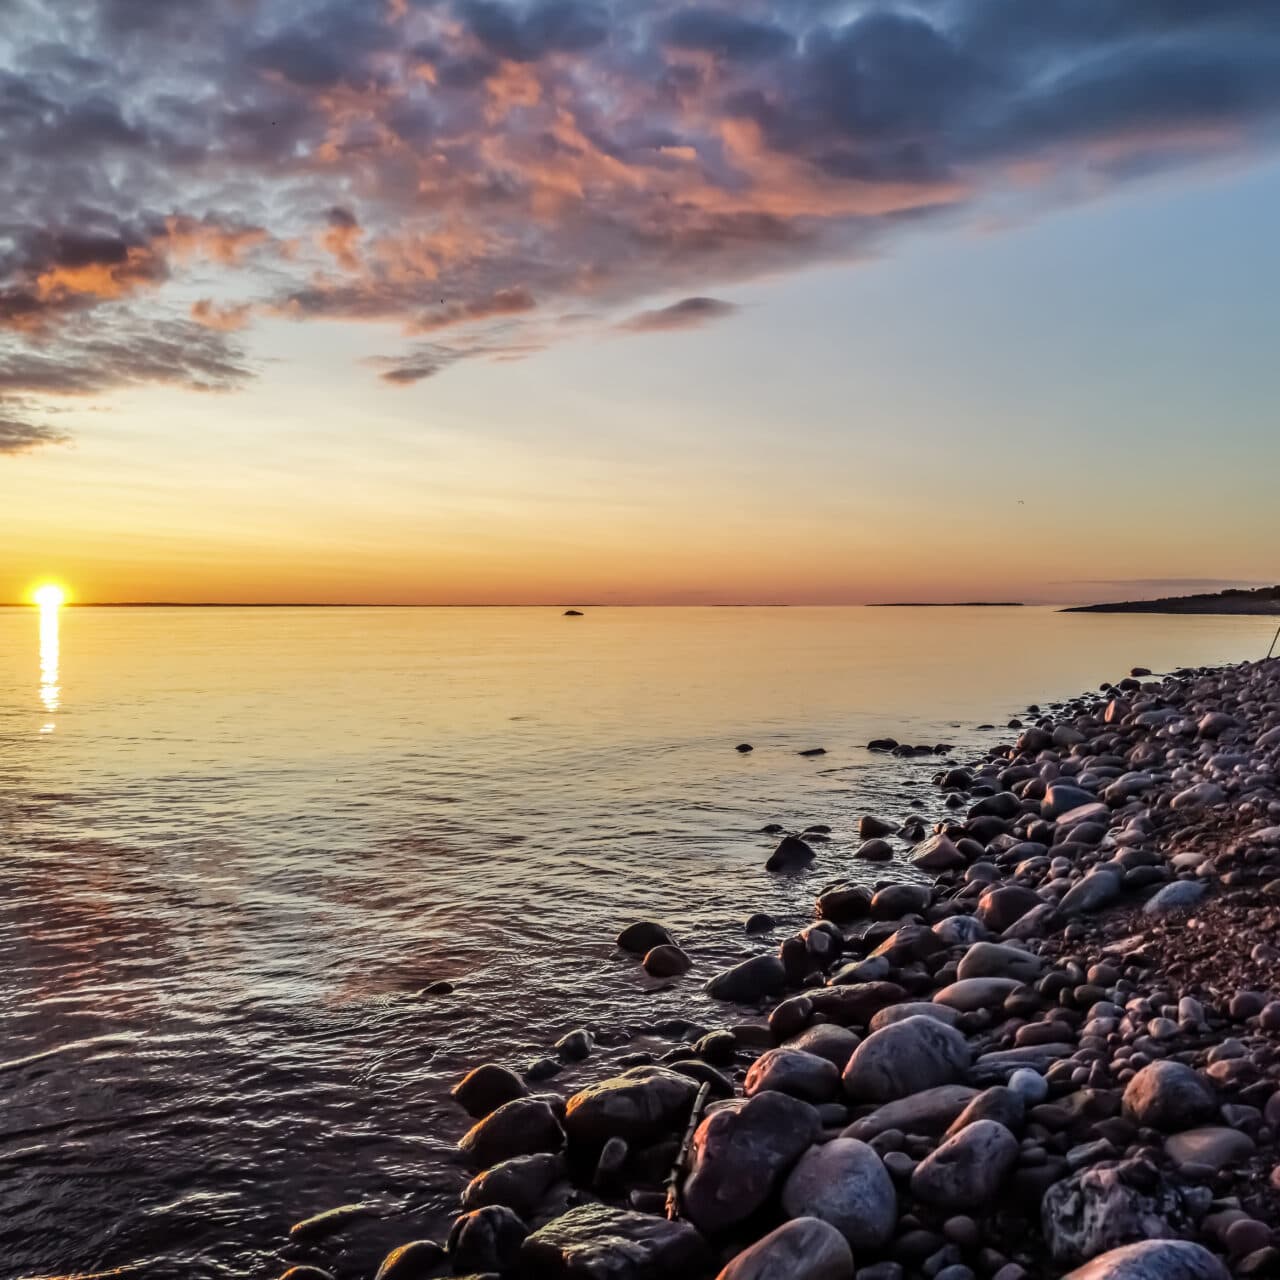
[2,600,1063,610]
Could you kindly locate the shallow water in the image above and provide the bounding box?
[0,605,1272,1278]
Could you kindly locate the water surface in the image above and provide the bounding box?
[0,605,1272,1278]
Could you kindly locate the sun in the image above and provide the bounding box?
[33,583,67,609]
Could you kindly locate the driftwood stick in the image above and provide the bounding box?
[665,1080,711,1221]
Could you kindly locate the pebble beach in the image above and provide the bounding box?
[267,654,1280,1280]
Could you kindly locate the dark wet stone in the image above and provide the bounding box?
[373,1240,446,1280]
[556,1029,593,1062]
[618,922,676,954]
[564,1066,698,1146]
[705,954,787,1002]
[642,944,692,977]
[289,1202,382,1241]
[447,1204,527,1273]
[459,1097,565,1167]
[767,834,816,871]
[745,912,776,933]
[521,1203,708,1278]
[462,1153,566,1217]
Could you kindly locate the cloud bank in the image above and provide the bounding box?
[2,0,1280,448]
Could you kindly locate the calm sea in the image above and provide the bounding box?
[0,605,1271,1278]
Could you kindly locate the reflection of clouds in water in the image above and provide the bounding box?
[39,600,59,732]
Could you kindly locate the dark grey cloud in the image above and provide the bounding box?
[2,0,1280,454]
[0,416,70,455]
[618,296,738,332]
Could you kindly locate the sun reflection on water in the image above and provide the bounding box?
[36,585,63,732]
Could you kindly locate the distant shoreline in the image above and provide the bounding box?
[1064,585,1280,616]
[868,601,1024,608]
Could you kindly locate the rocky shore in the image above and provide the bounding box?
[279,657,1280,1280]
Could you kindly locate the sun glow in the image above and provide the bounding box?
[33,583,67,609]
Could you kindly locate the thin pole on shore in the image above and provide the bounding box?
[1269,624,1280,661]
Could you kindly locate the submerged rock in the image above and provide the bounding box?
[705,954,787,1002]
[617,921,676,954]
[451,1063,530,1119]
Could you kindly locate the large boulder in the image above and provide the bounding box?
[715,1217,853,1280]
[1059,869,1124,917]
[520,1203,708,1278]
[911,833,965,871]
[909,1119,1018,1210]
[683,1091,820,1234]
[1042,1166,1197,1265]
[1061,1241,1229,1280]
[1122,1061,1216,1131]
[705,955,787,1003]
[807,981,908,1027]
[447,1205,527,1274]
[745,1048,840,1104]
[842,1016,971,1103]
[784,1024,861,1069]
[780,1139,897,1248]
[767,835,816,872]
[565,1066,699,1146]
[459,1097,565,1167]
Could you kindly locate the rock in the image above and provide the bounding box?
[745,913,775,934]
[746,1048,841,1103]
[706,955,787,1003]
[910,1120,1019,1210]
[767,835,817,871]
[447,1205,527,1273]
[934,977,1025,1012]
[374,1240,447,1280]
[462,1152,566,1216]
[520,1203,708,1278]
[716,1217,854,1280]
[565,1066,698,1145]
[817,885,873,922]
[977,886,1043,933]
[956,942,1043,983]
[1143,882,1208,914]
[459,1097,565,1167]
[288,1203,381,1242]
[856,839,895,862]
[451,1063,530,1119]
[1060,1240,1229,1280]
[1043,784,1097,820]
[556,1029,593,1062]
[911,833,966,871]
[735,743,753,753]
[1171,783,1225,811]
[1042,1166,1196,1265]
[280,1270,336,1280]
[860,815,896,839]
[1122,1062,1216,1131]
[971,1044,1075,1085]
[643,945,692,977]
[618,922,676,954]
[944,1087,1025,1138]
[780,1139,896,1248]
[842,1017,971,1103]
[1165,1127,1255,1173]
[870,883,932,918]
[843,1084,979,1140]
[869,1001,961,1031]
[933,916,988,946]
[785,1024,861,1068]
[684,1091,820,1234]
[807,981,908,1027]
[1008,1069,1049,1105]
[1059,870,1124,917]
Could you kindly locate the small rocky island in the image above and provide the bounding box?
[1066,587,1280,616]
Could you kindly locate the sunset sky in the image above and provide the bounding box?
[3,0,1279,604]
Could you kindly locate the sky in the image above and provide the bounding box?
[2,0,1279,605]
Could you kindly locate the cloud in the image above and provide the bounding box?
[0,416,71,455]
[2,0,1280,451]
[618,296,738,332]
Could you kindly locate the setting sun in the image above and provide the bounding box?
[32,583,67,609]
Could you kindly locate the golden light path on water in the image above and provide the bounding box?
[34,583,64,733]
